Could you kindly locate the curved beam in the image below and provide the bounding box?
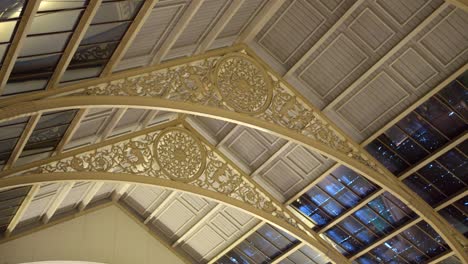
[0,48,465,261]
[0,124,347,263]
[0,172,344,263]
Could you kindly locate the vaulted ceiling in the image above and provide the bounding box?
[0,0,466,264]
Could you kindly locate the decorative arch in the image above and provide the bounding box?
[0,123,349,264]
[0,46,465,261]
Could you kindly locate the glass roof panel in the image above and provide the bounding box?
[439,197,468,237]
[0,0,26,20]
[396,112,447,152]
[19,32,71,56]
[365,140,409,175]
[438,79,468,120]
[436,149,468,182]
[403,174,446,206]
[415,97,466,139]
[81,21,130,45]
[19,110,76,160]
[38,0,87,12]
[30,9,82,34]
[0,20,17,43]
[401,222,448,258]
[91,0,142,24]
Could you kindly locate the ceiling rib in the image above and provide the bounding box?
[78,182,104,211]
[323,2,450,111]
[361,64,467,146]
[271,241,305,264]
[398,132,467,181]
[172,203,224,248]
[235,0,285,44]
[350,191,467,261]
[428,251,457,264]
[445,0,468,12]
[41,182,74,224]
[0,0,41,94]
[285,162,339,205]
[195,0,245,54]
[45,0,102,90]
[111,183,132,202]
[53,108,89,155]
[207,220,266,264]
[99,107,127,141]
[100,0,160,76]
[150,0,205,65]
[284,0,365,78]
[3,114,41,171]
[143,190,177,224]
[5,184,40,237]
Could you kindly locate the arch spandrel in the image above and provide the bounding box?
[4,123,348,264]
[0,47,466,261]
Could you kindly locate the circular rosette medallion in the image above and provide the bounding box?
[154,128,206,182]
[214,53,272,114]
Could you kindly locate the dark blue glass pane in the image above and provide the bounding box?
[237,241,268,263]
[293,198,331,226]
[402,225,447,258]
[247,233,279,259]
[306,187,330,206]
[332,166,377,197]
[386,235,428,263]
[459,139,468,156]
[439,205,468,237]
[437,150,468,183]
[321,199,344,217]
[317,176,345,196]
[380,126,428,164]
[417,221,446,245]
[318,176,360,208]
[371,244,399,263]
[325,227,362,255]
[438,80,468,119]
[356,254,380,264]
[339,218,378,244]
[417,161,465,197]
[397,112,447,151]
[354,207,391,235]
[368,193,415,226]
[454,197,468,215]
[365,140,408,175]
[403,174,446,206]
[416,97,467,139]
[219,251,250,264]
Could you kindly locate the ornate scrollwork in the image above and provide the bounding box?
[154,128,206,183]
[214,53,272,114]
[82,52,386,184]
[22,125,314,246]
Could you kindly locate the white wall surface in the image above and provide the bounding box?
[0,205,185,264]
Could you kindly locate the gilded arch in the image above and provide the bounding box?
[0,122,348,263]
[0,46,466,261]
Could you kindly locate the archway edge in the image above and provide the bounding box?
[0,95,382,189]
[1,94,468,262]
[0,171,340,260]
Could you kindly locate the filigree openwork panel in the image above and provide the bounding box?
[83,52,384,179]
[20,127,311,243]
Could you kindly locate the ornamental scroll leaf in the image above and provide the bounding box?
[84,52,386,188]
[22,127,310,240]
